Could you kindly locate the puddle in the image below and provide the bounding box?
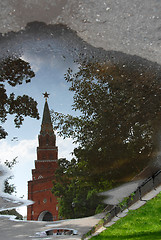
[0,4,160,225]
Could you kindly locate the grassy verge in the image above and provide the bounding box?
[90,192,161,240]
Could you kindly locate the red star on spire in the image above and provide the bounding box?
[43,92,50,102]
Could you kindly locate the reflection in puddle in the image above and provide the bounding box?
[0,22,161,220]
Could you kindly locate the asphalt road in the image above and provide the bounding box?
[0,0,160,65]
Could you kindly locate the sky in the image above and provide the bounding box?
[0,22,161,218]
[0,45,79,216]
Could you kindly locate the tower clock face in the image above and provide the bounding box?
[43,198,47,203]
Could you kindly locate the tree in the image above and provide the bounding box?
[51,59,161,185]
[3,157,18,195]
[0,56,39,139]
[0,56,39,219]
[0,55,39,192]
[0,158,23,220]
[0,209,23,220]
[52,158,107,219]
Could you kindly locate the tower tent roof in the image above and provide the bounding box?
[42,101,52,125]
[40,100,54,135]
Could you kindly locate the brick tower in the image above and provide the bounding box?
[27,93,59,221]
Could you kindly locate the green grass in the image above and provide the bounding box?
[91,192,161,240]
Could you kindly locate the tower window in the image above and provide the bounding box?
[46,136,49,145]
[38,175,43,179]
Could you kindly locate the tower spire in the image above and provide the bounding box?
[40,92,53,135]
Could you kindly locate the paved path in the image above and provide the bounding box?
[0,184,161,239]
[0,168,105,240]
[0,213,105,240]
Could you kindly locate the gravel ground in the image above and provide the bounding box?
[0,0,161,64]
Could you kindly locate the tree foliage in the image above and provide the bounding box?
[52,158,107,219]
[51,59,161,218]
[0,158,23,219]
[0,56,39,139]
[0,56,39,197]
[51,60,161,182]
[0,209,23,220]
[3,157,18,195]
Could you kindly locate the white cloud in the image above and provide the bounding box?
[0,135,77,216]
[0,138,37,164]
[0,138,37,201]
[57,136,76,160]
[20,54,44,73]
[0,135,75,186]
